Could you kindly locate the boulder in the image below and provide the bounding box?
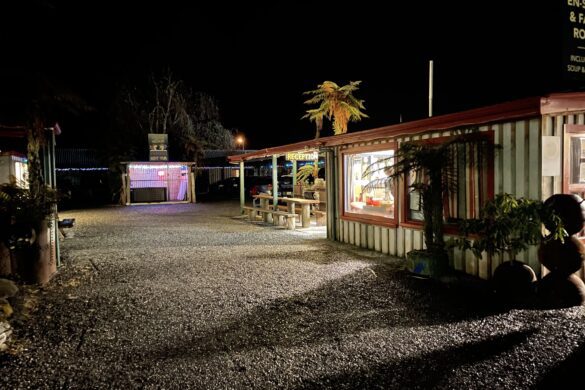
[538,236,585,276]
[537,273,585,309]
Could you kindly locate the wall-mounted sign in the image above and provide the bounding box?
[148,133,168,162]
[563,1,585,80]
[286,151,318,161]
[542,136,561,176]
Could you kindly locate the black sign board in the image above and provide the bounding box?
[563,0,585,80]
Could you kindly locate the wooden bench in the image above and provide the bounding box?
[313,210,327,226]
[279,205,326,226]
[58,218,76,238]
[277,204,302,222]
[242,206,297,230]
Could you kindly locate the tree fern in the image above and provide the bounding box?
[302,80,368,138]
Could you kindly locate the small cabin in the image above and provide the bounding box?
[229,93,585,280]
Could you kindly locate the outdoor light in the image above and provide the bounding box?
[236,135,245,150]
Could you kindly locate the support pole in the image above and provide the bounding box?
[428,60,434,118]
[51,131,57,189]
[239,161,245,214]
[272,155,278,209]
[51,130,60,267]
[125,172,131,205]
[325,150,335,240]
[190,171,196,203]
[292,160,297,195]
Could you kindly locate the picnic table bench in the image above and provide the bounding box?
[242,206,297,230]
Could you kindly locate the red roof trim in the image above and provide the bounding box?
[0,129,27,138]
[228,93,585,163]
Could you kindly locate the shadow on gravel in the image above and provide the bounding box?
[151,264,503,362]
[298,328,537,389]
[537,342,585,388]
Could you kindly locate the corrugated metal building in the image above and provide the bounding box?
[229,93,585,280]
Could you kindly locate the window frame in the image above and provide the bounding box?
[340,142,398,227]
[563,124,585,195]
[399,132,495,231]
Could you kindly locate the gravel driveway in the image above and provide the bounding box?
[1,201,585,389]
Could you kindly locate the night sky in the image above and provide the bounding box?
[0,1,574,149]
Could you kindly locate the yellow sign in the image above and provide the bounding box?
[286,151,318,161]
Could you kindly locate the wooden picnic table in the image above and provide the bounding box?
[252,193,278,223]
[252,194,320,228]
[280,197,320,228]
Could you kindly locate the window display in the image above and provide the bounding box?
[344,149,395,219]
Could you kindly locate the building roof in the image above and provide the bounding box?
[228,92,585,163]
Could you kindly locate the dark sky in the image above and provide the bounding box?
[0,1,575,149]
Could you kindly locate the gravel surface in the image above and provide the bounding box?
[1,201,585,389]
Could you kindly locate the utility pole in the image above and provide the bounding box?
[428,60,434,117]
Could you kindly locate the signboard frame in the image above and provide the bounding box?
[148,133,169,162]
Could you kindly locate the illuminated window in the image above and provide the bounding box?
[344,148,395,220]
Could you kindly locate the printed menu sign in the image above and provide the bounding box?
[564,0,585,80]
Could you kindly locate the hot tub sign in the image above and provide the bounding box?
[148,134,168,161]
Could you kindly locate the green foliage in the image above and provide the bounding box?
[362,131,494,252]
[370,139,459,250]
[302,80,368,137]
[0,183,57,248]
[296,164,316,185]
[452,193,566,261]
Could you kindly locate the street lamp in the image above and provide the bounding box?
[236,135,245,151]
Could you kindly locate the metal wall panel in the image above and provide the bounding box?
[330,114,585,281]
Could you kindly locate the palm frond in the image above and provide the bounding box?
[302,80,367,136]
[296,164,316,184]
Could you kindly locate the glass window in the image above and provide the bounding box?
[344,149,395,219]
[569,136,585,185]
[564,125,585,239]
[406,170,424,221]
[403,137,492,224]
[564,124,585,202]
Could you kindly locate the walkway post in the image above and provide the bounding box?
[272,155,278,209]
[292,160,297,194]
[239,160,245,214]
[325,150,335,240]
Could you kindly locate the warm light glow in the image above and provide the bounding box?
[236,135,245,150]
[157,171,165,177]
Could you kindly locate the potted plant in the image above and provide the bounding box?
[362,131,496,278]
[0,122,59,283]
[364,138,462,277]
[452,193,565,305]
[0,180,57,283]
